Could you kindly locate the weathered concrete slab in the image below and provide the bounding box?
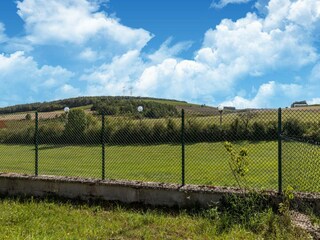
[0,173,319,212]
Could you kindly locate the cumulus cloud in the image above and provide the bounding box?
[16,0,152,50]
[308,98,320,105]
[147,38,193,64]
[264,0,320,31]
[202,12,317,72]
[78,48,98,61]
[81,50,145,96]
[0,22,7,43]
[310,63,320,82]
[76,0,320,107]
[211,0,252,9]
[55,84,81,97]
[130,0,319,106]
[221,81,303,108]
[0,51,75,106]
[80,39,193,97]
[2,0,320,108]
[134,58,239,102]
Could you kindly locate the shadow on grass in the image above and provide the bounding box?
[37,145,69,150]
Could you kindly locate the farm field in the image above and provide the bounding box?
[0,141,319,192]
[1,106,320,125]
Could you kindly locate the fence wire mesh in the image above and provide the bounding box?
[184,108,278,189]
[281,108,320,193]
[0,107,319,194]
[0,112,34,174]
[105,116,181,183]
[37,111,101,178]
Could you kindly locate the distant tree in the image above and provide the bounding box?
[25,113,32,121]
[238,111,257,130]
[64,109,87,141]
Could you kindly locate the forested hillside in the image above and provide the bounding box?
[0,96,187,117]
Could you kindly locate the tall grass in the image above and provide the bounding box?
[0,197,310,239]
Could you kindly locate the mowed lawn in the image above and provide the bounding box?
[0,141,319,192]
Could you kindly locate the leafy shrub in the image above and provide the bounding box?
[38,123,63,144]
[283,118,305,138]
[25,113,32,121]
[185,119,205,142]
[303,121,320,142]
[249,122,266,140]
[64,109,87,143]
[152,122,167,143]
[215,192,274,235]
[166,118,180,142]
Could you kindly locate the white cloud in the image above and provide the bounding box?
[211,0,252,9]
[310,63,320,82]
[221,81,303,108]
[0,51,74,105]
[308,98,320,105]
[202,12,317,73]
[254,0,269,15]
[17,0,152,51]
[2,0,319,108]
[81,50,145,96]
[131,0,319,104]
[55,84,81,98]
[264,0,320,30]
[78,48,98,61]
[147,38,193,64]
[134,58,237,102]
[0,22,7,43]
[80,0,320,107]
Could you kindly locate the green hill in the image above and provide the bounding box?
[0,96,215,117]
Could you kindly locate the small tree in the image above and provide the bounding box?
[224,141,249,191]
[237,111,257,128]
[64,109,87,142]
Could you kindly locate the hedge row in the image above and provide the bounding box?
[2,116,319,145]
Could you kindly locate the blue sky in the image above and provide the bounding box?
[0,0,319,108]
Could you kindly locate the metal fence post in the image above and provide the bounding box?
[101,113,105,180]
[278,108,282,194]
[35,111,39,176]
[181,109,185,186]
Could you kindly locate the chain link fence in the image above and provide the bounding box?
[104,115,181,183]
[0,107,319,193]
[281,108,320,193]
[37,111,101,178]
[184,109,278,189]
[0,112,34,174]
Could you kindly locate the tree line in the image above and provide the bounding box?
[92,99,179,118]
[0,96,186,115]
[1,109,319,145]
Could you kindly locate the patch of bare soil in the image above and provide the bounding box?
[291,211,320,239]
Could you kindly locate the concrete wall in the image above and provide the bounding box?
[0,173,319,212]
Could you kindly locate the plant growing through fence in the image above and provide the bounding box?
[279,185,294,215]
[224,141,249,190]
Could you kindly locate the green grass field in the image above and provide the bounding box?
[1,141,319,192]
